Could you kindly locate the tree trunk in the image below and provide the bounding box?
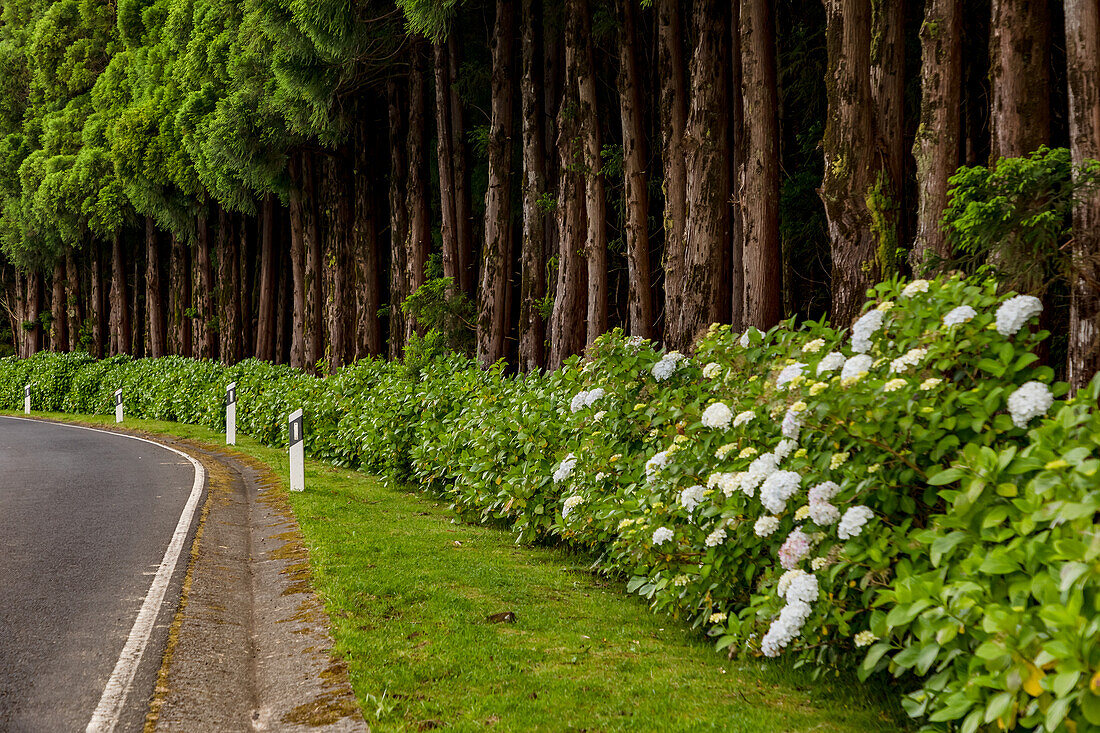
[289,156,308,369]
[405,42,431,343]
[730,1,745,331]
[1066,0,1100,389]
[990,0,1050,160]
[619,0,653,339]
[740,0,782,331]
[821,0,884,327]
[89,240,104,358]
[218,209,241,364]
[677,0,730,348]
[870,0,906,254]
[435,42,461,297]
[65,248,83,352]
[324,154,353,372]
[255,193,277,361]
[238,215,253,360]
[449,34,475,297]
[911,0,962,270]
[302,154,323,371]
[168,232,192,357]
[50,260,67,351]
[518,0,548,371]
[110,232,130,355]
[275,216,290,364]
[194,214,216,359]
[387,78,409,359]
[353,111,384,359]
[477,0,518,367]
[144,218,166,357]
[131,242,144,357]
[658,0,689,344]
[549,0,589,368]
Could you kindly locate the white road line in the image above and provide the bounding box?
[0,417,206,733]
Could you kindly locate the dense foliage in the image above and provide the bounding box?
[3,275,1099,731]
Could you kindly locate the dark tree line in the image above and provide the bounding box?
[2,0,1099,386]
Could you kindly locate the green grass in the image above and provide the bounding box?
[10,411,912,732]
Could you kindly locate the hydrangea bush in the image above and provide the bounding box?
[2,275,1097,732]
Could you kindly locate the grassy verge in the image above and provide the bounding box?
[9,411,910,732]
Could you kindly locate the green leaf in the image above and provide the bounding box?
[929,467,966,486]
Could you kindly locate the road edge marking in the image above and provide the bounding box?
[0,417,206,733]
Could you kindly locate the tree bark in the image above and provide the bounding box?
[302,153,323,371]
[387,78,409,359]
[276,207,290,364]
[658,0,689,344]
[549,0,589,368]
[194,213,216,359]
[65,248,83,352]
[110,231,130,355]
[324,154,353,372]
[435,42,461,297]
[911,0,962,270]
[677,0,730,348]
[730,1,745,331]
[218,209,241,364]
[353,111,384,359]
[619,0,653,339]
[450,34,475,297]
[821,0,884,327]
[405,42,431,343]
[144,218,166,357]
[989,0,1050,160]
[477,0,518,367]
[1065,0,1100,389]
[518,0,548,371]
[89,240,104,358]
[50,260,66,351]
[740,0,782,331]
[238,215,253,360]
[289,155,308,369]
[168,232,192,357]
[870,0,906,253]
[255,193,277,361]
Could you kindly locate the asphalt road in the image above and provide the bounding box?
[0,417,201,733]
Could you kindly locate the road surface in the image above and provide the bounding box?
[0,417,202,732]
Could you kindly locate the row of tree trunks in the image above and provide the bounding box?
[477,0,517,367]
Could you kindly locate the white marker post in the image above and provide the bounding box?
[288,409,305,492]
[24,385,30,415]
[225,381,237,445]
[114,389,124,423]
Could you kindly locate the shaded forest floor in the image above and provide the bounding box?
[16,412,912,731]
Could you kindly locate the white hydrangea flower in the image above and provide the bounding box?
[854,630,878,647]
[808,501,840,526]
[709,612,727,623]
[562,495,584,518]
[679,485,706,513]
[829,452,849,469]
[705,527,727,547]
[644,450,669,482]
[776,362,807,389]
[777,569,807,598]
[851,309,885,353]
[761,599,813,657]
[889,347,927,374]
[781,406,804,440]
[838,505,875,539]
[743,452,781,497]
[740,327,760,348]
[803,338,826,354]
[651,351,685,381]
[714,472,744,498]
[593,410,607,422]
[774,438,798,460]
[733,410,756,427]
[876,300,895,312]
[785,572,819,605]
[553,453,578,483]
[570,391,588,413]
[811,557,829,571]
[702,362,722,379]
[715,443,737,460]
[841,354,873,383]
[919,377,943,391]
[594,472,607,482]
[943,305,977,327]
[901,279,930,297]
[779,527,813,569]
[738,446,758,459]
[760,470,802,514]
[1007,381,1054,428]
[883,378,907,393]
[701,402,733,429]
[808,481,841,504]
[652,526,674,545]
[996,294,1043,336]
[754,515,780,537]
[584,387,605,406]
[816,351,846,376]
